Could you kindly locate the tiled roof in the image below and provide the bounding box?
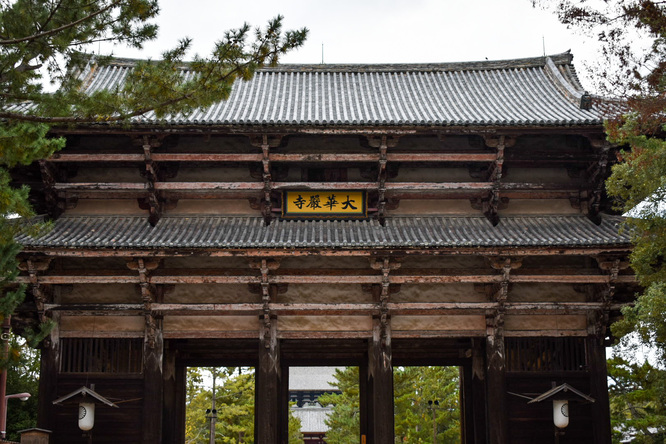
[73,52,601,127]
[16,215,630,250]
[291,405,332,433]
[289,367,340,391]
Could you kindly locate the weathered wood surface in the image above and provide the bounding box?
[44,301,629,316]
[142,320,163,444]
[17,269,637,285]
[18,245,634,258]
[48,152,498,163]
[587,336,612,443]
[256,321,281,444]
[486,334,507,444]
[369,318,394,443]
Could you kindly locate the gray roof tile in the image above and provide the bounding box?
[16,215,630,250]
[72,52,601,127]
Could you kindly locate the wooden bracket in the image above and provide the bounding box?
[585,141,614,224]
[249,259,281,348]
[127,257,162,348]
[261,135,274,225]
[248,134,283,148]
[480,135,513,226]
[23,258,54,322]
[134,135,168,226]
[591,257,626,337]
[39,160,78,218]
[366,135,400,149]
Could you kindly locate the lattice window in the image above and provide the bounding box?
[506,337,587,372]
[60,338,143,373]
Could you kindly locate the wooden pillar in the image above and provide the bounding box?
[359,364,370,444]
[256,318,281,444]
[460,365,473,444]
[471,344,488,443]
[587,336,612,444]
[36,319,59,432]
[486,332,507,444]
[279,362,290,444]
[142,315,164,444]
[368,316,393,444]
[461,351,487,444]
[162,341,181,444]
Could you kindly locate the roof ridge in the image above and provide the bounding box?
[86,52,574,73]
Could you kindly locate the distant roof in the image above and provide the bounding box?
[16,215,630,250]
[291,404,332,433]
[289,367,339,391]
[75,52,602,128]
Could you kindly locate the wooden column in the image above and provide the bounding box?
[142,314,164,444]
[587,336,612,443]
[485,331,506,444]
[359,364,370,444]
[368,316,393,443]
[256,319,281,444]
[36,317,59,432]
[162,341,180,444]
[279,362,290,444]
[460,343,487,444]
[131,258,164,444]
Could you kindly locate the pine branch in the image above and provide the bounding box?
[0,0,123,45]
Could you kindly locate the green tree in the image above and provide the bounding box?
[319,366,460,444]
[185,367,301,444]
[4,334,40,441]
[318,367,360,444]
[608,355,666,443]
[536,1,666,440]
[0,0,306,355]
[394,366,460,444]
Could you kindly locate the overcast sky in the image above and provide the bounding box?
[100,0,602,90]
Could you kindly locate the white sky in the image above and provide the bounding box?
[99,0,602,90]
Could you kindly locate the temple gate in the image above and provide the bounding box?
[11,52,636,443]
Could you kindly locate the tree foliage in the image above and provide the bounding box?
[4,333,40,441]
[185,367,301,443]
[0,0,306,352]
[318,367,361,444]
[319,366,460,444]
[608,355,666,443]
[536,1,666,440]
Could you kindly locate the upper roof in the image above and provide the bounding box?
[76,52,602,128]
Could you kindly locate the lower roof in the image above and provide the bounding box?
[16,215,630,250]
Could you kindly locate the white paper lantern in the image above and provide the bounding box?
[78,402,96,431]
[553,399,569,429]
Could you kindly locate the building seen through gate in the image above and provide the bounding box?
[10,52,637,443]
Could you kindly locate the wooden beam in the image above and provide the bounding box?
[49,152,499,163]
[19,270,636,285]
[51,180,583,192]
[18,246,634,258]
[43,301,629,317]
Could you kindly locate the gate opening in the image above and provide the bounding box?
[289,366,359,444]
[185,367,255,443]
[394,366,461,443]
